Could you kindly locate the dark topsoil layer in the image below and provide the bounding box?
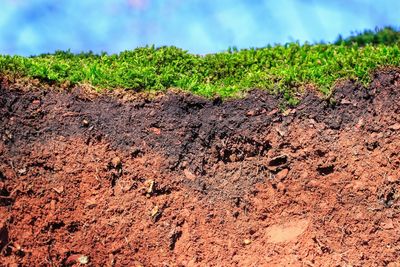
[0,69,400,266]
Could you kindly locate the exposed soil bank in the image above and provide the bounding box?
[0,69,400,266]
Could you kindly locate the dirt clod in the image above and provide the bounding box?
[275,168,289,180]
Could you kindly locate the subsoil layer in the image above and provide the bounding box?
[1,69,400,266]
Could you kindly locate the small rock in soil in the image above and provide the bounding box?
[150,205,162,222]
[110,157,122,169]
[52,186,64,194]
[275,169,289,180]
[78,255,89,264]
[243,239,252,245]
[17,168,27,175]
[145,179,155,196]
[82,119,90,127]
[65,254,90,265]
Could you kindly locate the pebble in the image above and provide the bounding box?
[65,254,90,265]
[52,185,64,194]
[82,119,90,127]
[111,157,122,168]
[275,169,289,180]
[243,239,252,245]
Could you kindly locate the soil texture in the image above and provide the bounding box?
[1,69,400,266]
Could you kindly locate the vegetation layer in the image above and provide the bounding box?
[1,27,400,102]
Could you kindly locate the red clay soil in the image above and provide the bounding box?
[0,69,400,266]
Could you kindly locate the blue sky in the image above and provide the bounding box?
[1,0,399,56]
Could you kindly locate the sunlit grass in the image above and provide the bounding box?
[1,27,400,103]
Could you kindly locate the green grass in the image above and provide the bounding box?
[1,27,400,104]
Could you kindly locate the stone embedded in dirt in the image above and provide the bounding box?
[78,255,89,264]
[4,130,12,140]
[150,206,158,217]
[17,168,27,175]
[82,119,90,127]
[110,157,122,169]
[243,239,252,245]
[150,205,162,222]
[65,254,89,265]
[145,179,155,196]
[275,169,289,180]
[52,186,64,194]
[366,140,379,151]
